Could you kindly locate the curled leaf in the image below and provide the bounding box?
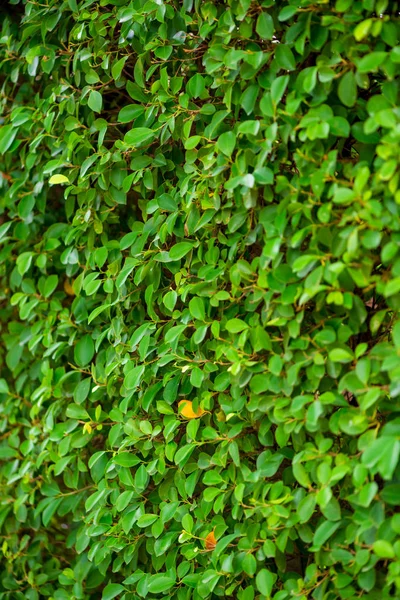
[64,279,75,296]
[204,530,217,551]
[178,400,205,419]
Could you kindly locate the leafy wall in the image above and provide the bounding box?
[1,0,400,599]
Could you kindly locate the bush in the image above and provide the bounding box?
[1,0,400,598]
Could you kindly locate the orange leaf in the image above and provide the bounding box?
[204,530,217,551]
[64,279,75,296]
[178,400,205,419]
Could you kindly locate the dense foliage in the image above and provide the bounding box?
[1,0,400,598]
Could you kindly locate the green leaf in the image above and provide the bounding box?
[271,75,289,105]
[137,514,158,527]
[217,132,236,158]
[313,520,340,548]
[102,583,125,600]
[0,379,9,394]
[393,322,400,349]
[184,136,202,150]
[225,318,249,333]
[189,297,205,321]
[88,303,111,324]
[338,71,357,107]
[174,444,195,467]
[124,127,155,146]
[297,495,316,523]
[242,553,257,576]
[148,575,175,594]
[0,125,17,154]
[134,57,145,88]
[256,12,274,40]
[124,365,145,390]
[169,242,194,260]
[256,569,275,597]
[278,6,298,21]
[43,274,58,298]
[373,540,395,559]
[333,188,355,205]
[357,52,387,73]
[88,90,103,113]
[118,105,144,123]
[74,335,95,367]
[354,19,373,41]
[112,56,127,80]
[275,44,296,71]
[187,74,205,98]
[328,348,354,363]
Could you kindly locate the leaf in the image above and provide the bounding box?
[67,0,78,11]
[163,290,177,312]
[118,104,144,123]
[184,136,202,150]
[256,569,275,597]
[189,297,205,321]
[256,12,274,40]
[169,242,194,260]
[0,221,12,243]
[373,540,395,559]
[328,348,354,363]
[102,583,125,600]
[124,365,145,390]
[354,19,373,41]
[74,335,95,367]
[64,279,75,296]
[0,125,17,154]
[204,531,217,551]
[137,514,158,527]
[278,6,298,21]
[393,322,400,349]
[271,75,289,105]
[88,304,111,324]
[275,44,296,71]
[0,379,9,394]
[338,71,357,107]
[134,57,145,88]
[112,56,127,80]
[187,74,205,98]
[124,127,155,146]
[113,453,140,467]
[88,90,103,113]
[333,187,355,204]
[49,174,70,185]
[225,318,249,333]
[297,495,316,523]
[217,132,236,157]
[242,553,257,576]
[43,274,58,298]
[178,400,205,419]
[357,52,387,73]
[174,444,196,467]
[148,575,175,594]
[313,520,340,548]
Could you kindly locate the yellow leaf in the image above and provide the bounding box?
[216,410,226,422]
[64,279,75,296]
[204,530,217,551]
[49,174,70,185]
[178,400,205,419]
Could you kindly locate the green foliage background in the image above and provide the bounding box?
[1,0,400,598]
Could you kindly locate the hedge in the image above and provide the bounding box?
[1,0,400,599]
